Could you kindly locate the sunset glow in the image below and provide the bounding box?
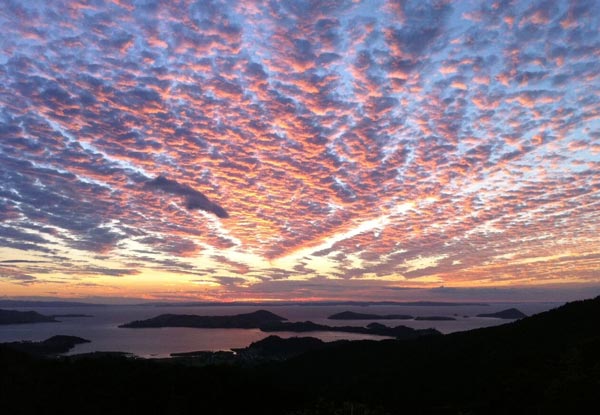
[1,0,599,302]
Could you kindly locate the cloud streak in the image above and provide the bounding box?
[145,176,228,218]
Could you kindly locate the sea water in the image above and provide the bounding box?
[0,302,560,358]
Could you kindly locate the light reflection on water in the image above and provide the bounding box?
[0,303,560,358]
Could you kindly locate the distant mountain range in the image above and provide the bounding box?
[0,309,57,325]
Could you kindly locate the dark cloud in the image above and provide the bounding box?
[138,235,200,256]
[0,260,47,264]
[211,276,247,287]
[144,176,228,218]
[81,267,140,277]
[0,225,49,245]
[69,226,124,253]
[0,266,38,285]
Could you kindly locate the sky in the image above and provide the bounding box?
[1,0,599,303]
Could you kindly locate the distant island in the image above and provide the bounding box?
[0,309,57,325]
[51,314,93,318]
[0,335,90,356]
[328,311,413,320]
[261,321,439,339]
[120,310,440,339]
[477,308,527,319]
[414,316,456,321]
[119,310,287,328]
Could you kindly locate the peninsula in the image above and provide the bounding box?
[1,335,90,356]
[328,311,413,320]
[260,321,439,339]
[119,310,286,328]
[0,309,57,325]
[477,308,527,319]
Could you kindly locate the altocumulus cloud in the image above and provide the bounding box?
[0,0,599,298]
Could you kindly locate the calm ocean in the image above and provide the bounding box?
[0,302,560,358]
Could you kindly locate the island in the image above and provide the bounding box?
[261,321,440,339]
[1,335,90,356]
[119,310,287,328]
[477,308,527,319]
[51,314,93,318]
[0,309,57,325]
[414,316,456,321]
[328,311,413,320]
